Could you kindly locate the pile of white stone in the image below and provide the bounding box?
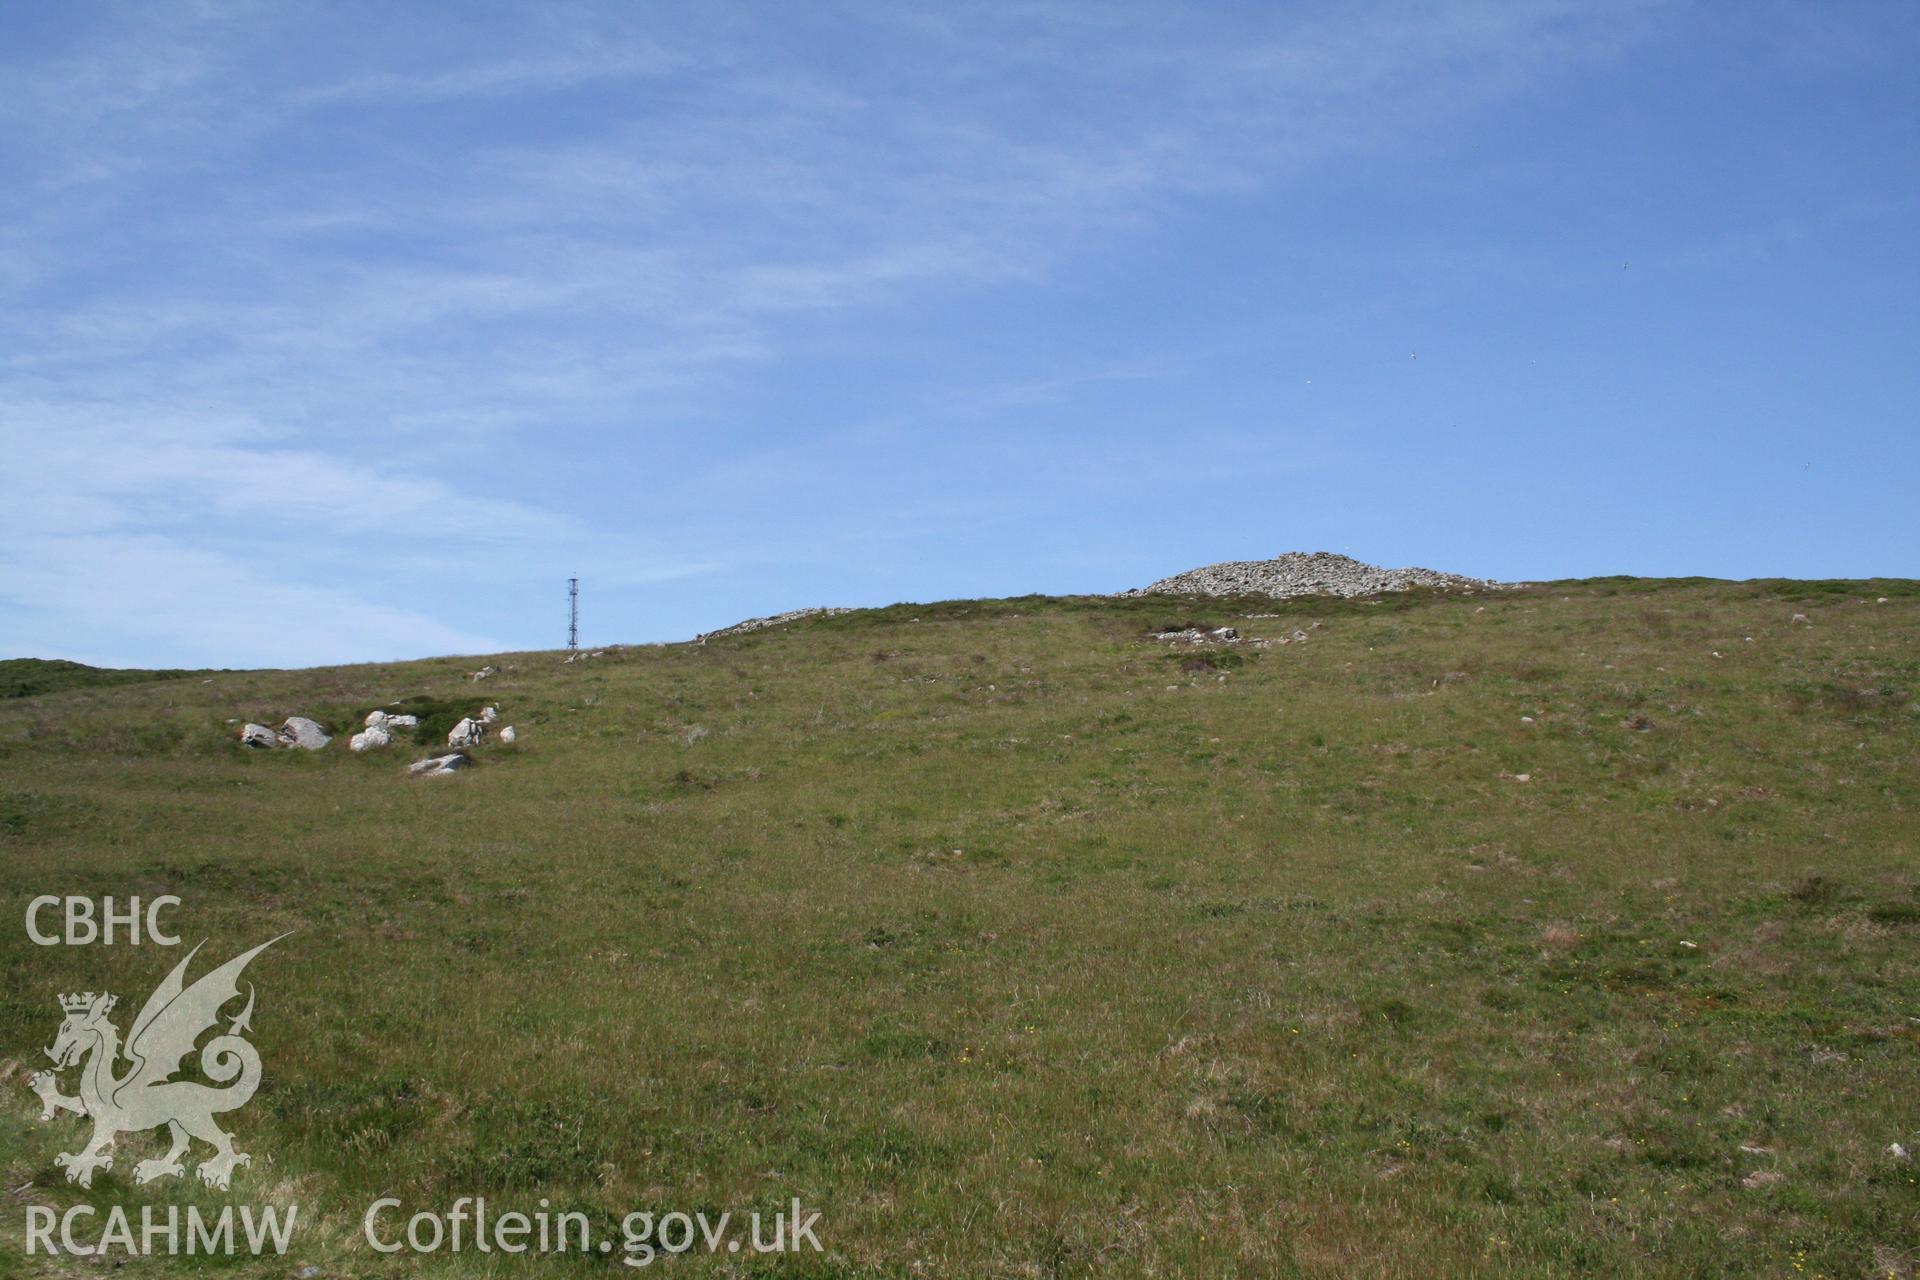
[1124,551,1494,600]
[696,607,853,643]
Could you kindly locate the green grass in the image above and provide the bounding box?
[0,658,203,700]
[0,579,1916,1277]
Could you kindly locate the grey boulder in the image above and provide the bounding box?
[276,717,331,750]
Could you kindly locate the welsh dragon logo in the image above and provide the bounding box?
[28,937,283,1190]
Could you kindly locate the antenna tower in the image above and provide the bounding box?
[567,578,579,651]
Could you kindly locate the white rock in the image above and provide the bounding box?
[408,752,471,777]
[479,705,498,724]
[1878,597,1890,605]
[470,665,497,681]
[1512,773,1532,783]
[240,723,278,749]
[1791,613,1809,625]
[364,710,389,727]
[499,725,517,743]
[386,714,419,729]
[350,725,391,753]
[448,717,486,748]
[276,717,330,750]
[1891,1143,1912,1163]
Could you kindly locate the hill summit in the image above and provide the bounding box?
[1124,550,1493,599]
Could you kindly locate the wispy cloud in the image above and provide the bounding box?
[0,531,506,670]
[0,0,1698,664]
[287,48,680,108]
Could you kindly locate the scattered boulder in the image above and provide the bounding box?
[479,705,498,724]
[241,716,331,749]
[386,714,419,729]
[470,665,497,682]
[448,717,487,749]
[364,710,389,728]
[349,725,392,753]
[1791,613,1810,625]
[1153,626,1233,645]
[276,717,330,750]
[499,725,517,744]
[408,752,472,778]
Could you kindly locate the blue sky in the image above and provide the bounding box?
[3,2,1915,668]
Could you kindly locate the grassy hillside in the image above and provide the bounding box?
[0,658,201,700]
[1,579,1916,1277]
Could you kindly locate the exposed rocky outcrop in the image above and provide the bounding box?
[1153,626,1240,644]
[696,607,853,643]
